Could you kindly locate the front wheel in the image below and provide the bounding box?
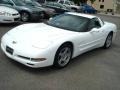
[103,33,113,49]
[43,12,50,19]
[20,12,30,22]
[54,44,72,68]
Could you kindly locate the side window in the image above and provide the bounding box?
[88,18,101,30]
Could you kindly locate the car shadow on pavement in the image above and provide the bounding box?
[5,47,113,75]
[8,59,62,74]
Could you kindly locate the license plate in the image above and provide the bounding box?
[14,18,20,21]
[6,46,14,55]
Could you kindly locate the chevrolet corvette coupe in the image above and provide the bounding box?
[1,12,117,68]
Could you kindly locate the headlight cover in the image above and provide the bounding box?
[32,41,52,49]
[0,11,12,16]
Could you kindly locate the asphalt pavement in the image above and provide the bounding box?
[0,14,120,90]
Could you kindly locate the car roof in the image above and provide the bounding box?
[66,12,97,19]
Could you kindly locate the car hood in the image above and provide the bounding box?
[6,23,76,49]
[0,6,18,14]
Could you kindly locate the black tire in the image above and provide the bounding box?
[20,12,30,22]
[103,33,113,49]
[40,11,45,19]
[43,12,50,19]
[72,8,77,12]
[54,44,73,68]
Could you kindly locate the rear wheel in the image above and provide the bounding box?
[103,33,113,49]
[54,44,72,68]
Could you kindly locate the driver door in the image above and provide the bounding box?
[77,18,104,54]
[88,18,105,47]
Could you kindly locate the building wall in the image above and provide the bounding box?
[87,0,117,12]
[116,0,120,13]
[116,4,120,13]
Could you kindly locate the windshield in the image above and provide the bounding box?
[22,0,41,6]
[59,1,64,4]
[46,14,90,32]
[12,0,25,6]
[70,1,75,5]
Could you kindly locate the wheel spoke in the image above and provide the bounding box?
[57,47,71,66]
[21,13,29,22]
[106,35,112,47]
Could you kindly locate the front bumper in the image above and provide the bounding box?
[1,41,53,68]
[0,15,20,23]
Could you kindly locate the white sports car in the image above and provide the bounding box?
[0,6,20,23]
[1,12,117,68]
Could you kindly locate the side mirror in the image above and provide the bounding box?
[90,28,99,33]
[49,17,52,20]
[95,21,101,27]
